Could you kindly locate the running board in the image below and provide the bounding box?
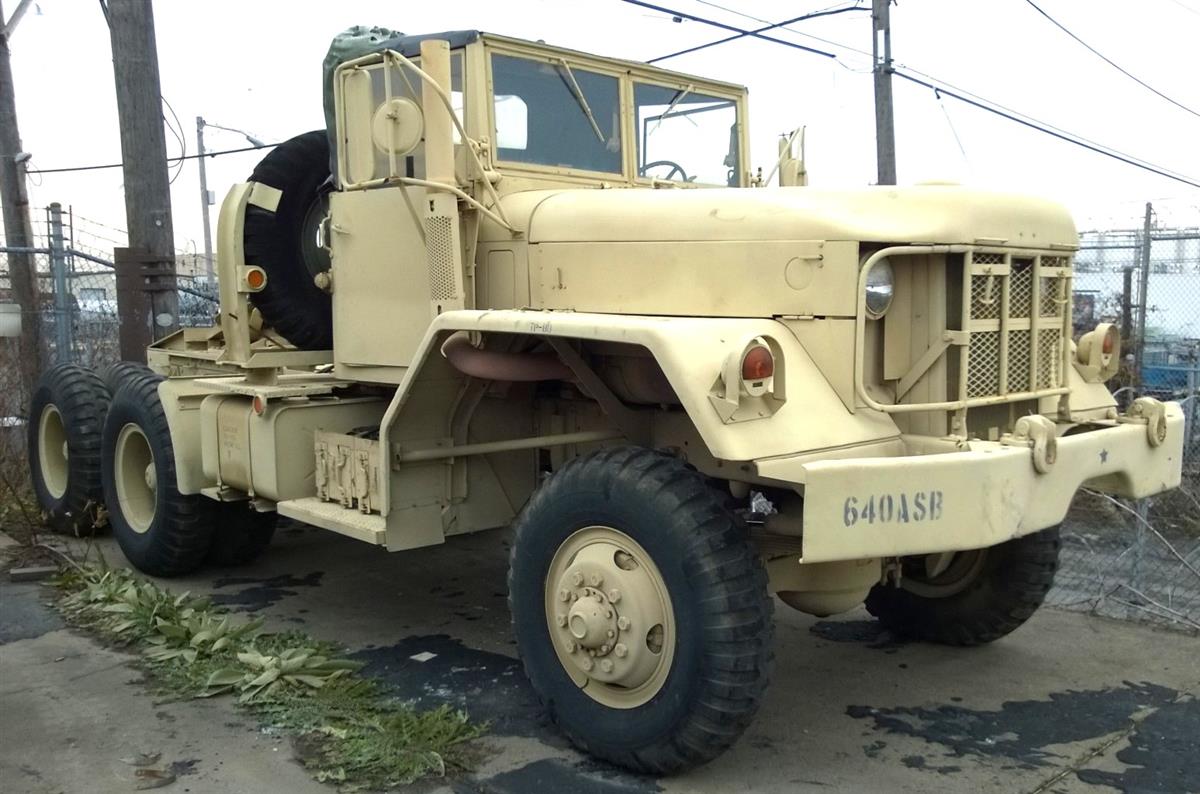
[277,497,386,545]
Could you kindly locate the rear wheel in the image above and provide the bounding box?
[101,376,214,577]
[243,130,332,350]
[98,360,157,396]
[865,527,1061,646]
[509,446,773,774]
[27,364,109,535]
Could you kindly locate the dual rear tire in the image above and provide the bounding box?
[27,363,275,576]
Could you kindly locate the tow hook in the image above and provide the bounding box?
[1002,415,1058,474]
[1116,397,1169,448]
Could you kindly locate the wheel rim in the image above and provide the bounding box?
[114,423,156,534]
[37,404,69,499]
[544,525,675,709]
[900,549,987,598]
[300,191,331,280]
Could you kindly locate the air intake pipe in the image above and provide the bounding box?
[441,332,573,382]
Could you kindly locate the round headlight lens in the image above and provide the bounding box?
[864,259,895,318]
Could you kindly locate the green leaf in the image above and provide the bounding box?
[248,669,280,688]
[288,674,328,689]
[205,669,247,687]
[211,637,230,653]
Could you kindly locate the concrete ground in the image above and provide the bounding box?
[1,524,1198,794]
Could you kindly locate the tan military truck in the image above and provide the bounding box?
[27,30,1184,773]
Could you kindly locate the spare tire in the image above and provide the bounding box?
[244,130,333,350]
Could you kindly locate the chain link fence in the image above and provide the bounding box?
[3,202,1199,631]
[1052,214,1200,632]
[0,208,218,540]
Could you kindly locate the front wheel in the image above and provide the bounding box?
[508,447,773,774]
[865,527,1061,646]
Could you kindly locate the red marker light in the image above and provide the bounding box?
[1102,327,1117,355]
[741,346,774,381]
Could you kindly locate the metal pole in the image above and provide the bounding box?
[47,202,72,363]
[196,116,214,283]
[107,0,179,362]
[1134,202,1153,388]
[871,0,897,185]
[0,0,42,394]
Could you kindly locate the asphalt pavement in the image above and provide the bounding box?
[1,523,1197,794]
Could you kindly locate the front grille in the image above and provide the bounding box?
[963,251,1071,402]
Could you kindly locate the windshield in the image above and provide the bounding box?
[635,83,739,186]
[491,53,622,173]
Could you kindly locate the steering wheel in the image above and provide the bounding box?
[640,159,690,182]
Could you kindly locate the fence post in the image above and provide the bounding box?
[1133,202,1153,388]
[47,202,73,363]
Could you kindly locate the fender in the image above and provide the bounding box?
[377,309,900,513]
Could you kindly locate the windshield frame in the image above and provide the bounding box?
[481,38,749,187]
[633,81,742,187]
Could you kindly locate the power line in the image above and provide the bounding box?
[648,4,869,64]
[893,71,1200,189]
[639,5,1200,189]
[31,142,278,175]
[619,0,838,58]
[1023,0,1200,120]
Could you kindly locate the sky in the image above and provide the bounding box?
[6,0,1200,259]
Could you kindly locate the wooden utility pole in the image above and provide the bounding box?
[871,0,897,185]
[106,0,178,362]
[0,0,43,399]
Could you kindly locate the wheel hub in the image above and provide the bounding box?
[546,527,674,707]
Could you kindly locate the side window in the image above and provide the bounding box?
[491,53,621,174]
[635,83,739,186]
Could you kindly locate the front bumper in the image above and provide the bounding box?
[768,401,1185,563]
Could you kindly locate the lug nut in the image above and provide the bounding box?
[606,610,613,618]
[590,573,604,587]
[571,571,584,586]
[556,614,567,627]
[614,644,627,658]
[558,589,571,602]
[600,644,610,654]
[608,589,621,603]
[564,640,576,653]
[607,629,615,638]
[617,616,631,631]
[581,658,594,671]
[600,659,614,673]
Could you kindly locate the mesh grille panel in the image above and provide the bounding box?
[1010,260,1034,318]
[425,215,457,301]
[1040,276,1065,317]
[1009,329,1033,393]
[967,331,1001,398]
[972,252,1004,266]
[1037,328,1062,389]
[971,275,1001,320]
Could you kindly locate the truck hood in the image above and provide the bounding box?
[501,185,1077,250]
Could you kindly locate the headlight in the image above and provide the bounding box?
[864,259,895,318]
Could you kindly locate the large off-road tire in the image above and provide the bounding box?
[98,360,157,396]
[27,364,109,536]
[101,376,215,577]
[508,446,774,774]
[206,505,277,567]
[865,527,1061,646]
[244,130,333,351]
